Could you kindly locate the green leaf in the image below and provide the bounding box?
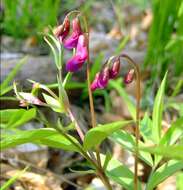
[152,72,168,143]
[146,160,183,190]
[42,93,64,113]
[100,154,142,190]
[140,145,183,160]
[0,108,36,128]
[176,172,183,190]
[0,166,28,190]
[140,113,153,142]
[111,131,153,166]
[160,117,183,146]
[0,56,27,92]
[1,128,80,152]
[109,80,136,120]
[83,120,132,150]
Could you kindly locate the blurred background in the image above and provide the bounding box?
[0,0,183,189]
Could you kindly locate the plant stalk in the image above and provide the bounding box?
[83,14,112,190]
[120,54,141,190]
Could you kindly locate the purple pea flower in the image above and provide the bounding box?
[109,58,120,79]
[66,34,88,72]
[63,17,82,49]
[53,16,70,42]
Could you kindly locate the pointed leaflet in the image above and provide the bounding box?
[140,145,183,160]
[0,109,36,129]
[111,131,153,166]
[83,120,132,150]
[99,154,142,190]
[146,160,183,190]
[152,72,168,143]
[42,93,65,113]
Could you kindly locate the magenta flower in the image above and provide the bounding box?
[66,34,88,72]
[91,66,110,91]
[63,17,82,49]
[54,17,70,42]
[109,58,120,79]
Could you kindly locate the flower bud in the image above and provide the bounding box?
[97,66,110,89]
[91,73,100,91]
[109,58,120,79]
[53,16,70,41]
[124,69,135,84]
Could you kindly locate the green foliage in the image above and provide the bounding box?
[2,0,60,39]
[141,145,183,160]
[109,73,183,189]
[0,57,27,97]
[100,154,142,190]
[145,0,183,77]
[1,128,80,152]
[152,72,167,143]
[146,160,183,190]
[111,131,153,166]
[42,93,63,113]
[83,120,132,150]
[0,108,36,128]
[0,167,28,190]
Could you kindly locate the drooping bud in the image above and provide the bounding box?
[63,17,82,49]
[91,73,100,91]
[53,16,70,41]
[66,34,88,72]
[97,66,110,89]
[124,69,135,84]
[109,58,120,79]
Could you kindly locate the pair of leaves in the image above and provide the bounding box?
[0,108,36,129]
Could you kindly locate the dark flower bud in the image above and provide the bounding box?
[98,66,110,88]
[109,58,120,79]
[124,69,135,84]
[53,16,70,41]
[91,73,100,91]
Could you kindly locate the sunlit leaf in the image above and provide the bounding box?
[111,131,153,166]
[146,160,183,190]
[152,72,167,143]
[0,108,36,128]
[83,120,132,150]
[1,128,80,152]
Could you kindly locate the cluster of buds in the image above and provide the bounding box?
[91,57,134,91]
[53,16,88,72]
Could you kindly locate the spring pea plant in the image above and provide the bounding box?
[1,11,183,190]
